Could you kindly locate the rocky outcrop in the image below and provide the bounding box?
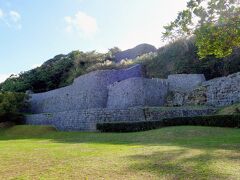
[114,44,157,63]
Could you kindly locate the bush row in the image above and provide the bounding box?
[0,113,25,125]
[97,115,240,132]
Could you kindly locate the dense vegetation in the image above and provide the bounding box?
[0,51,109,93]
[1,38,240,93]
[0,92,27,124]
[143,38,240,79]
[163,0,240,58]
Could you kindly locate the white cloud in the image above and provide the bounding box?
[64,11,98,38]
[9,10,21,22]
[0,9,3,18]
[9,10,22,29]
[0,74,10,83]
[0,9,22,29]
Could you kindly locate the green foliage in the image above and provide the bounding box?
[0,51,107,93]
[97,115,240,132]
[138,38,240,80]
[217,103,240,115]
[163,0,240,58]
[0,92,27,124]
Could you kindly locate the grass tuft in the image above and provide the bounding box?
[217,103,240,115]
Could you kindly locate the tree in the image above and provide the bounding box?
[0,92,27,124]
[162,0,240,59]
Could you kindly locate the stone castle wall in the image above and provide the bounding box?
[29,66,209,114]
[167,72,240,107]
[203,72,240,106]
[29,65,145,113]
[168,74,206,92]
[107,78,169,109]
[26,64,240,131]
[26,107,216,131]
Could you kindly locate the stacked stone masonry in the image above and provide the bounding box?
[168,72,240,107]
[29,64,145,113]
[168,74,206,92]
[26,107,216,131]
[107,78,169,109]
[26,64,240,131]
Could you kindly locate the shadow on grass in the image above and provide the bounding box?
[126,148,238,179]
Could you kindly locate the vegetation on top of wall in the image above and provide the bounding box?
[0,51,107,93]
[1,38,240,93]
[142,38,240,80]
[217,103,240,115]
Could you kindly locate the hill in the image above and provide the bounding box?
[114,43,157,63]
[1,38,240,93]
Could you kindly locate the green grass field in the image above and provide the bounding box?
[0,126,239,180]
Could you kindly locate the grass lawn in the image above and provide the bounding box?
[0,126,239,180]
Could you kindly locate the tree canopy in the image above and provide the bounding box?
[162,0,240,59]
[0,92,27,123]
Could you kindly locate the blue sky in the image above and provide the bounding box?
[0,0,187,82]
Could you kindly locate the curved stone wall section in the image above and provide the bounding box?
[168,74,206,92]
[29,65,144,113]
[107,78,169,109]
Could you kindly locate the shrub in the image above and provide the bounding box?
[97,115,240,132]
[0,92,28,124]
[217,103,240,115]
